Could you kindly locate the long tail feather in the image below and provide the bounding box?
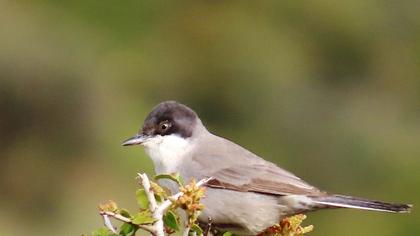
[312,194,412,213]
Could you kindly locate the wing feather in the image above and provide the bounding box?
[205,163,323,196]
[189,134,324,196]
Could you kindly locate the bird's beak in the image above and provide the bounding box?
[122,134,150,146]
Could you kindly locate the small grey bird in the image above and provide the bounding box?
[123,101,411,235]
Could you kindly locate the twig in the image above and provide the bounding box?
[102,214,117,233]
[137,174,213,236]
[99,210,155,232]
[138,173,158,212]
[183,225,191,236]
[99,174,212,236]
[137,173,164,236]
[159,177,213,214]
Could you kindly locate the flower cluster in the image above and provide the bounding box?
[258,214,313,236]
[175,179,206,225]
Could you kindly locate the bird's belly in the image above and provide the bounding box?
[199,188,286,235]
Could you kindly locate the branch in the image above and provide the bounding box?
[138,173,158,212]
[99,173,213,236]
[137,173,164,236]
[159,177,213,214]
[137,173,213,236]
[102,214,116,233]
[182,225,191,236]
[99,210,155,233]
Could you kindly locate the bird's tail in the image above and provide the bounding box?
[311,194,412,213]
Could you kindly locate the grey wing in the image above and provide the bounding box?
[189,134,324,196]
[205,163,324,196]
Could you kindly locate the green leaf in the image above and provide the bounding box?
[222,231,233,236]
[118,209,132,218]
[163,210,180,231]
[132,210,157,225]
[190,223,203,236]
[119,223,137,236]
[136,189,149,209]
[154,173,184,186]
[90,227,118,236]
[155,193,164,203]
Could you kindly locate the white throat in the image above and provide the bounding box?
[142,134,191,174]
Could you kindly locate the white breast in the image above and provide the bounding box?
[143,134,191,174]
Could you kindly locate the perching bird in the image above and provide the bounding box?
[123,101,411,235]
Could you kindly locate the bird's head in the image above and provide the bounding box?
[122,101,200,148]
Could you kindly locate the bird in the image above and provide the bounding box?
[122,100,411,235]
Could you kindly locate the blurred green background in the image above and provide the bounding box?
[0,1,419,235]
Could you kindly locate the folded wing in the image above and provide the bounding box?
[205,163,324,196]
[189,134,325,196]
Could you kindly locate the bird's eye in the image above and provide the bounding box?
[160,121,171,131]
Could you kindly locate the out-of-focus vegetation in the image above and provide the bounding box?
[0,1,419,235]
